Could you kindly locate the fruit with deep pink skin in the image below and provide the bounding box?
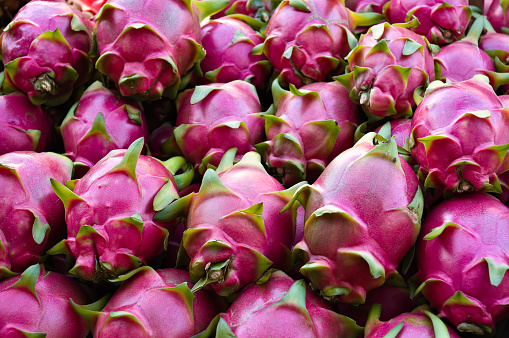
[364,304,461,337]
[412,192,509,335]
[485,0,509,33]
[348,0,389,14]
[211,0,278,23]
[154,149,303,296]
[60,81,149,173]
[93,0,207,100]
[0,151,73,279]
[48,138,184,282]
[335,21,435,121]
[0,0,95,106]
[73,266,228,337]
[256,79,361,187]
[169,80,265,174]
[384,0,471,46]
[197,16,271,88]
[408,75,509,194]
[478,21,509,94]
[0,264,95,337]
[215,270,363,337]
[0,92,54,156]
[281,132,423,304]
[261,0,383,87]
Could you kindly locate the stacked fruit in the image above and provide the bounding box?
[0,0,508,337]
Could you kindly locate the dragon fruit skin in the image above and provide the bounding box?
[409,76,509,194]
[413,192,509,334]
[155,150,301,296]
[485,0,509,33]
[349,0,389,14]
[262,0,370,88]
[0,151,73,279]
[0,0,95,106]
[283,133,423,304]
[256,80,361,187]
[172,80,265,174]
[73,267,228,337]
[198,17,271,88]
[216,270,363,337]
[93,0,203,100]
[0,92,54,156]
[60,81,149,173]
[49,138,181,282]
[0,264,94,337]
[364,304,461,337]
[211,0,276,22]
[336,22,435,121]
[384,0,471,46]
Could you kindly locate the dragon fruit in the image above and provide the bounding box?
[155,149,302,296]
[281,132,423,304]
[335,21,435,121]
[0,151,73,279]
[261,0,383,87]
[364,304,461,337]
[0,0,95,106]
[485,0,509,33]
[384,0,471,46]
[0,264,96,337]
[197,16,271,88]
[215,270,363,337]
[256,79,361,187]
[409,75,509,194]
[434,16,496,84]
[348,0,389,14]
[412,192,509,334]
[211,0,278,23]
[60,81,149,174]
[0,92,54,156]
[148,122,175,161]
[168,80,265,174]
[48,138,186,282]
[93,0,223,100]
[67,0,106,15]
[73,266,228,337]
[478,22,509,94]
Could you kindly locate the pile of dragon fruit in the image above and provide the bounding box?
[1,0,509,336]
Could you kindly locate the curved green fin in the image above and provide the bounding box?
[221,203,266,236]
[483,257,509,287]
[365,303,382,334]
[17,330,46,338]
[338,250,385,279]
[289,83,322,102]
[193,314,224,338]
[349,10,384,29]
[46,239,71,256]
[162,282,194,314]
[70,293,111,332]
[362,137,402,172]
[8,264,40,301]
[417,134,448,152]
[231,29,253,45]
[424,222,462,240]
[394,15,421,29]
[153,180,180,212]
[193,0,230,22]
[403,39,423,56]
[25,129,41,151]
[28,210,50,245]
[366,39,392,58]
[250,42,265,56]
[289,0,310,12]
[228,13,265,31]
[382,322,404,338]
[104,311,145,331]
[215,317,237,338]
[462,15,484,46]
[215,148,238,175]
[153,192,196,222]
[279,183,314,213]
[408,185,424,224]
[124,105,143,126]
[69,12,88,33]
[109,137,144,182]
[233,151,266,172]
[191,86,220,104]
[273,279,312,321]
[204,66,223,83]
[370,22,387,41]
[109,266,153,283]
[50,178,85,212]
[37,28,71,49]
[423,310,451,338]
[271,78,290,109]
[87,112,109,138]
[282,45,297,60]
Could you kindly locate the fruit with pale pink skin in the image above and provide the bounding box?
[412,192,509,335]
[409,75,509,194]
[384,0,471,45]
[154,149,303,296]
[0,151,73,279]
[0,264,96,337]
[0,92,54,156]
[256,79,361,187]
[60,81,149,173]
[281,132,423,304]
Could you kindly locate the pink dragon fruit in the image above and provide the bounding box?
[348,0,389,14]
[261,0,383,87]
[48,138,187,282]
[197,16,271,88]
[0,151,73,279]
[60,81,149,174]
[67,0,107,15]
[412,192,509,334]
[409,75,509,194]
[73,266,228,337]
[281,132,423,304]
[154,149,303,296]
[256,79,361,187]
[215,270,363,337]
[93,0,222,100]
[335,21,435,121]
[0,264,96,337]
[434,16,496,84]
[211,0,278,23]
[148,122,175,161]
[364,304,461,337]
[168,80,265,174]
[485,0,509,33]
[0,92,54,156]
[478,21,509,94]
[373,118,415,166]
[384,0,471,45]
[0,0,95,106]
